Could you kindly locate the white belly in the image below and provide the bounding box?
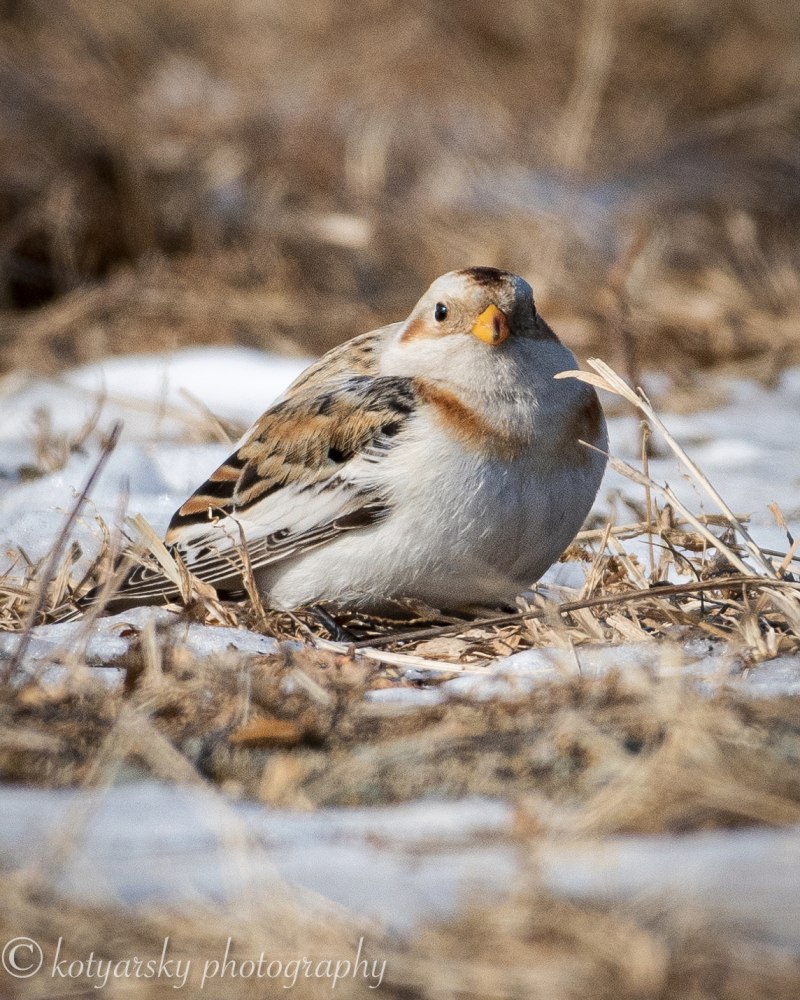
[259,419,605,611]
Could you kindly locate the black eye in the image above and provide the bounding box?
[434,302,448,322]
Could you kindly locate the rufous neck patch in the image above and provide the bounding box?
[414,379,525,460]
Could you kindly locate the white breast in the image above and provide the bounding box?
[260,401,606,612]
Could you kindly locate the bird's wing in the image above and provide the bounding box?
[114,331,417,603]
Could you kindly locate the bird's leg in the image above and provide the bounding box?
[308,604,357,642]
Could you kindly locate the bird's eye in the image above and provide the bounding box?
[434,302,448,322]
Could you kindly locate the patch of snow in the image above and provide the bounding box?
[439,638,800,699]
[0,347,311,568]
[148,442,231,495]
[0,782,517,929]
[536,825,800,950]
[65,347,310,428]
[0,607,278,686]
[604,369,800,539]
[1,781,799,947]
[0,347,309,450]
[365,686,446,705]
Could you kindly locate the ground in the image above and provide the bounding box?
[0,349,799,998]
[2,1,800,996]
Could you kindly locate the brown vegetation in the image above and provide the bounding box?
[4,637,800,828]
[4,866,800,1000]
[0,0,799,377]
[2,4,800,996]
[3,649,800,998]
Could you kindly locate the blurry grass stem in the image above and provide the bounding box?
[3,422,122,680]
[556,359,778,577]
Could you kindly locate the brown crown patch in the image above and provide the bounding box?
[458,266,508,288]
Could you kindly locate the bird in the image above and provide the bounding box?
[93,267,607,616]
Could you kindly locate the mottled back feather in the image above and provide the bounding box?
[99,328,417,607]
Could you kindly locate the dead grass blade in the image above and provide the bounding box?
[348,576,800,653]
[2,422,122,680]
[557,360,777,576]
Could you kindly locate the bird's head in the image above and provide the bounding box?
[381,267,564,388]
[397,267,551,348]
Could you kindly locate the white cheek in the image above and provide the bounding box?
[380,332,494,384]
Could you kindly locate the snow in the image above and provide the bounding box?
[441,640,800,698]
[0,607,278,686]
[64,347,311,428]
[1,781,798,947]
[597,368,800,556]
[0,347,309,447]
[0,782,516,927]
[0,348,308,568]
[361,638,800,702]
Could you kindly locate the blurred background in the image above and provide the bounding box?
[1,0,799,382]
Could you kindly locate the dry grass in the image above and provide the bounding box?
[0,367,796,831]
[1,453,799,998]
[390,894,800,1000]
[0,375,794,995]
[4,865,800,1000]
[0,0,799,376]
[3,634,800,997]
[3,867,800,1000]
[2,624,800,832]
[2,5,800,993]
[0,865,377,999]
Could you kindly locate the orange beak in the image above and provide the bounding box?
[471,304,510,346]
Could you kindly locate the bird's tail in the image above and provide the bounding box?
[49,550,185,623]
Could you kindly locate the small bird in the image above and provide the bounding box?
[102,267,607,614]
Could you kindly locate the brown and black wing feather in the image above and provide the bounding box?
[87,359,417,611]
